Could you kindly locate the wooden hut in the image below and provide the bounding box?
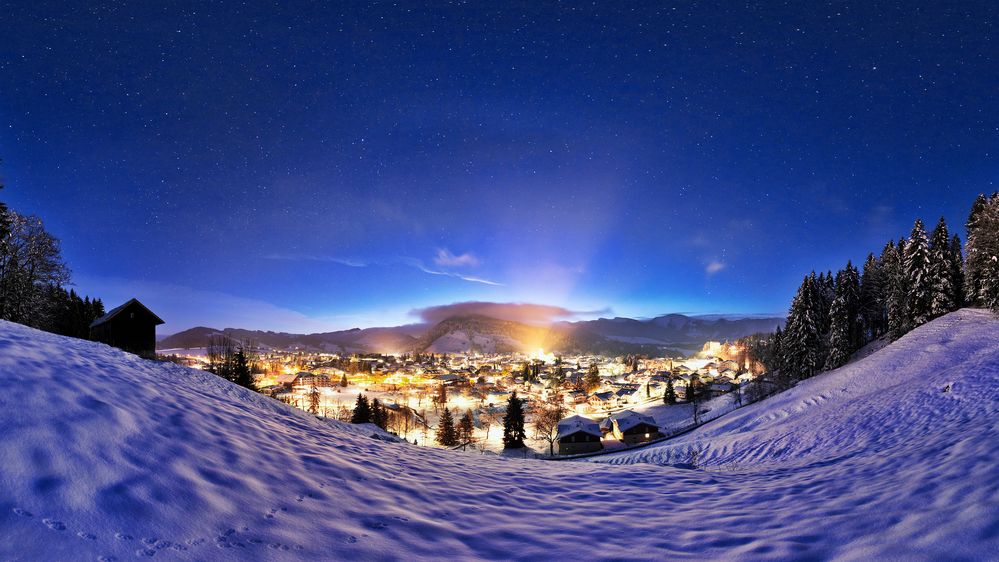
[89,298,164,357]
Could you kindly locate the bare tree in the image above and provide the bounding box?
[532,394,566,456]
[0,212,70,325]
[308,384,320,415]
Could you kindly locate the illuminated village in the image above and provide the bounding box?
[163,341,758,456]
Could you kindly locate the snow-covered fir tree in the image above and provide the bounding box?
[824,295,851,370]
[964,193,999,310]
[882,239,909,337]
[835,261,863,350]
[859,253,887,340]
[963,193,989,305]
[928,217,956,316]
[949,234,965,307]
[904,220,934,327]
[781,274,824,383]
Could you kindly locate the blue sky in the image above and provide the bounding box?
[1,2,995,332]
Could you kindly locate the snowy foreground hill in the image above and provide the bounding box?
[2,311,998,561]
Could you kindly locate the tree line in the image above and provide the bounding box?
[747,193,999,391]
[0,171,106,337]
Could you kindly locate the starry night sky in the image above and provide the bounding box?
[1,2,996,332]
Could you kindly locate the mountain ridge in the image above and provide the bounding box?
[158,312,784,356]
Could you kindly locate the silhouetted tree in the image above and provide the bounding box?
[435,407,458,447]
[458,410,475,446]
[502,392,526,449]
[661,375,676,404]
[351,394,371,424]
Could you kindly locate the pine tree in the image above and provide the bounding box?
[814,271,835,335]
[663,375,677,405]
[436,407,458,447]
[964,194,989,305]
[502,392,526,449]
[835,261,863,349]
[350,393,371,424]
[583,363,601,393]
[458,410,475,444]
[371,398,388,429]
[859,253,886,340]
[928,217,956,316]
[232,347,255,390]
[883,239,909,337]
[904,219,934,327]
[949,234,965,307]
[770,325,785,386]
[339,373,348,388]
[824,296,851,370]
[964,194,999,310]
[782,274,823,383]
[977,195,999,310]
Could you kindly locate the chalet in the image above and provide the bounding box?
[273,373,298,388]
[555,415,603,455]
[608,410,662,445]
[89,298,164,357]
[292,372,332,388]
[588,391,614,411]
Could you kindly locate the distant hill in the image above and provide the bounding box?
[576,314,785,353]
[159,312,781,357]
[158,325,421,354]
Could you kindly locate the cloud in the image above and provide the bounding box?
[705,260,726,275]
[434,248,480,267]
[411,301,611,325]
[263,253,502,286]
[263,254,367,267]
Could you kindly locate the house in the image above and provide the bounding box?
[588,391,614,411]
[89,298,164,357]
[555,415,603,455]
[273,373,298,388]
[292,372,332,388]
[608,410,662,445]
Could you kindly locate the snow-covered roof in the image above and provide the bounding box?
[609,410,659,433]
[556,415,602,440]
[90,298,165,328]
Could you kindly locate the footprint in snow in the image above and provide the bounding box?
[114,532,133,541]
[97,556,117,562]
[141,537,158,546]
[43,518,66,531]
[345,536,358,544]
[12,507,33,518]
[77,531,97,540]
[135,548,157,557]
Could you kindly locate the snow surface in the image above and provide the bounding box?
[1,310,998,560]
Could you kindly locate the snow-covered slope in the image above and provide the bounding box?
[594,309,999,558]
[2,310,998,561]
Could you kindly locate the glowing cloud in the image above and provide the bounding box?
[412,301,611,325]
